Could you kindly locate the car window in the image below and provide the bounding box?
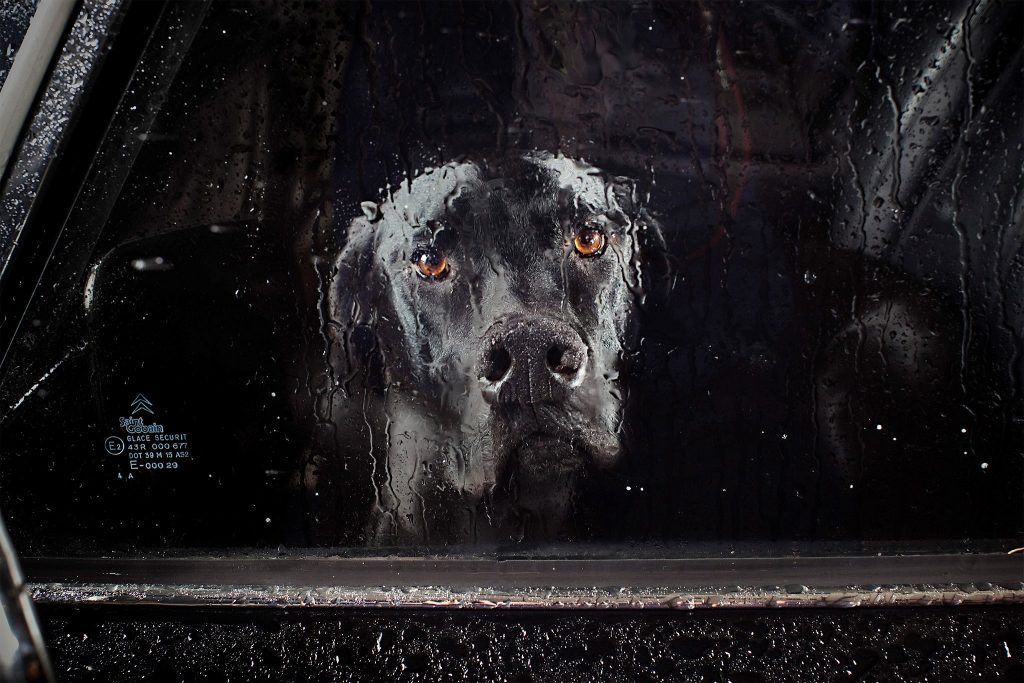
[0,0,1020,558]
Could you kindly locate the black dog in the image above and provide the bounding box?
[303,152,665,545]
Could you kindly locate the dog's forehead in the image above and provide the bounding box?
[383,161,483,227]
[379,154,618,229]
[529,153,614,205]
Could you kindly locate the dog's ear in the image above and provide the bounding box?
[301,210,385,545]
[327,212,382,385]
[610,177,672,311]
[633,208,671,311]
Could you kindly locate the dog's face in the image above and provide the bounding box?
[330,152,662,541]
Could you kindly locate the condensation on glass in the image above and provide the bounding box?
[0,0,1020,556]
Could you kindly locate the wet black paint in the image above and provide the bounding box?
[41,606,1024,682]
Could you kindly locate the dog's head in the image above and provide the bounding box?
[329,152,665,528]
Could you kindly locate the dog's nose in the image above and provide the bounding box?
[479,316,588,405]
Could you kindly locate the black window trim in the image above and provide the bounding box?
[1,0,1021,614]
[22,553,1024,610]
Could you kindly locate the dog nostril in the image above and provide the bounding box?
[546,344,581,376]
[483,347,512,382]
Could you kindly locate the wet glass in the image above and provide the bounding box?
[0,0,1020,557]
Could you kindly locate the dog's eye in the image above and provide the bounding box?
[412,246,449,280]
[573,227,606,258]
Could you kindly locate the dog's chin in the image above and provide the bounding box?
[514,433,586,480]
[475,428,619,540]
[499,425,621,482]
[489,403,622,466]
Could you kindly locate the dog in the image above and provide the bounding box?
[301,152,666,545]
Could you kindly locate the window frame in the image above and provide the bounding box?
[1,0,1021,615]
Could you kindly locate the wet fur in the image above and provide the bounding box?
[304,152,666,546]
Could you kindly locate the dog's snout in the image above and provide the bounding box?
[546,343,585,377]
[479,317,588,405]
[481,347,512,382]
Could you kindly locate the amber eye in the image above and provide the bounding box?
[573,227,606,258]
[412,246,449,280]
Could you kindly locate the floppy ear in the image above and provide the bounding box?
[326,212,383,391]
[633,208,671,311]
[611,177,672,311]
[297,211,386,546]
